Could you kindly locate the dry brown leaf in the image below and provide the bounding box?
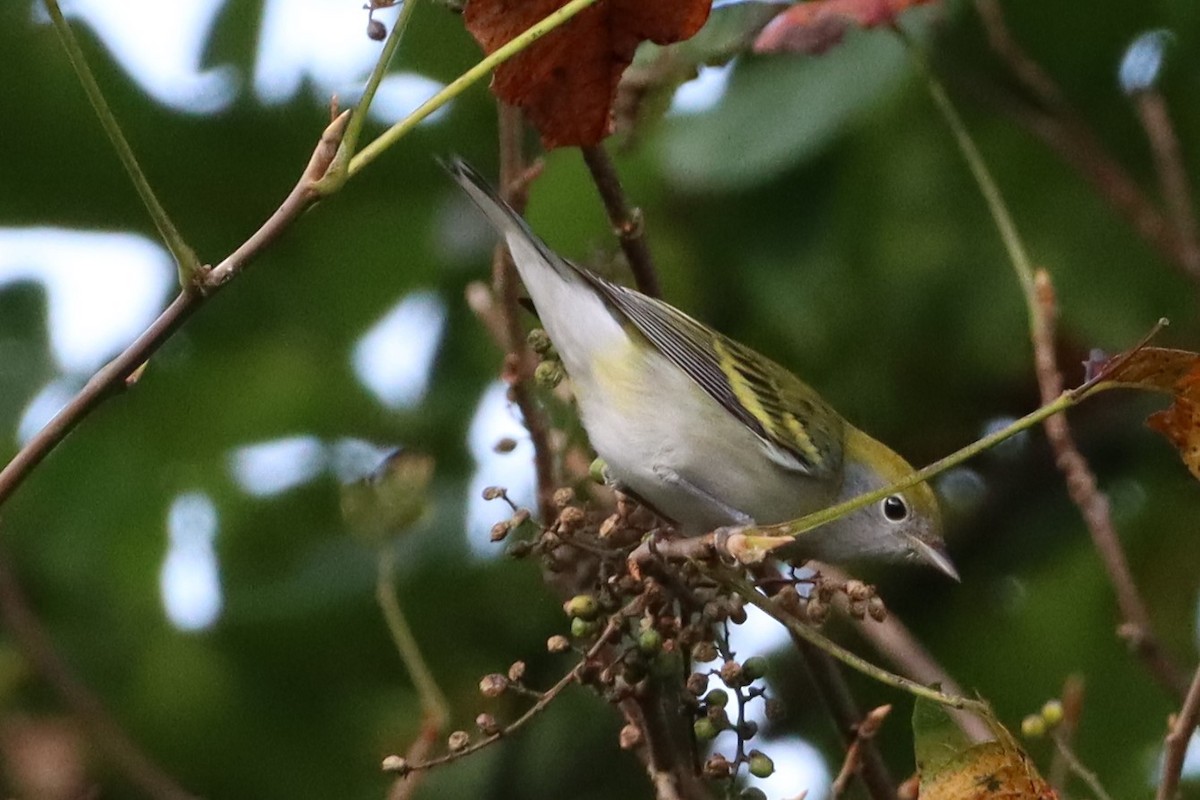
[465,0,712,148]
[1095,346,1200,390]
[753,0,936,55]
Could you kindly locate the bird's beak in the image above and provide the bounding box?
[908,536,960,582]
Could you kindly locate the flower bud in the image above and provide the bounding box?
[475,713,500,736]
[534,360,564,389]
[507,661,527,682]
[447,730,470,752]
[479,673,508,698]
[1021,714,1046,738]
[381,755,408,774]
[547,635,571,653]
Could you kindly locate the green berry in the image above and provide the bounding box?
[747,750,775,778]
[704,688,729,708]
[1041,699,1064,728]
[638,629,663,655]
[742,656,768,681]
[693,717,719,741]
[740,790,767,800]
[571,617,599,639]
[564,594,600,620]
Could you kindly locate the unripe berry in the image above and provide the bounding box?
[747,750,775,778]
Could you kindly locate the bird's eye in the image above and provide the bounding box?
[881,495,909,523]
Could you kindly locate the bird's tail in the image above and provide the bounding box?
[442,158,575,281]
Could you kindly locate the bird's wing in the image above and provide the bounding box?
[589,277,845,479]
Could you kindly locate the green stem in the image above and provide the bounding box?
[770,390,1078,538]
[377,545,449,729]
[900,30,1038,328]
[719,567,989,712]
[323,0,422,188]
[42,0,202,286]
[342,0,602,180]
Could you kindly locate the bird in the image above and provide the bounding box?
[448,158,957,580]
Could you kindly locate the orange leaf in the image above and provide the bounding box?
[753,0,935,55]
[1146,365,1200,482]
[465,0,712,148]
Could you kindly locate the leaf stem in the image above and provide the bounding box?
[377,545,450,729]
[718,567,989,712]
[323,0,423,188]
[41,0,202,286]
[344,0,601,179]
[768,390,1077,538]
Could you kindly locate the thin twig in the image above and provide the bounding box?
[494,103,557,522]
[1134,89,1200,278]
[326,0,423,184]
[391,617,621,775]
[346,0,602,178]
[717,568,987,712]
[797,643,896,800]
[580,145,662,298]
[0,112,350,509]
[1048,674,1085,790]
[830,704,892,798]
[908,24,1187,697]
[1157,663,1200,800]
[42,0,201,284]
[972,0,1199,282]
[822,566,992,743]
[0,547,197,800]
[1051,731,1115,800]
[379,538,453,800]
[377,545,450,729]
[1032,272,1185,697]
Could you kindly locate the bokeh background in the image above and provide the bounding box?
[1,0,1198,797]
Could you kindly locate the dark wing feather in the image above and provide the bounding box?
[585,275,844,480]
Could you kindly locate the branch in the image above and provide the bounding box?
[797,644,896,800]
[1133,88,1200,279]
[830,704,891,798]
[972,0,1199,283]
[908,26,1187,697]
[41,0,200,283]
[495,103,557,522]
[0,112,350,509]
[1032,272,1185,696]
[345,0,602,179]
[1157,663,1200,800]
[0,547,197,800]
[822,565,992,743]
[716,568,987,712]
[580,145,662,298]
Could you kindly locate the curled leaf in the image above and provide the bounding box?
[340,449,435,544]
[1146,365,1200,481]
[465,0,712,147]
[1092,346,1198,391]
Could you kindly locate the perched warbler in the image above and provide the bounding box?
[449,160,956,580]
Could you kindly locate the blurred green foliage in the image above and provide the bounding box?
[1,0,1198,798]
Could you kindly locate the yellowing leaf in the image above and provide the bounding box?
[913,698,1056,800]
